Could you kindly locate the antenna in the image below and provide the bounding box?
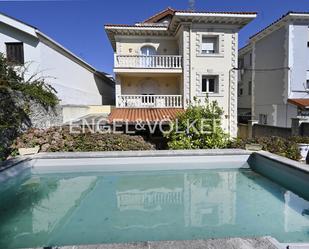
[189,0,196,11]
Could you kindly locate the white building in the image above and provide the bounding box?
[0,12,114,109]
[105,8,256,137]
[238,12,309,128]
[237,46,252,122]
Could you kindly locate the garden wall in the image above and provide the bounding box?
[252,124,291,138]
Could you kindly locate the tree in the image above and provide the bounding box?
[165,98,229,149]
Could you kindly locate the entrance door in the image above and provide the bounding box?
[140,79,159,107]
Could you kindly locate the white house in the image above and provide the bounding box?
[0,12,115,110]
[238,12,309,128]
[105,8,256,137]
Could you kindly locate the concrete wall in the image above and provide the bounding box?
[120,75,181,95]
[238,50,252,112]
[38,41,106,105]
[184,24,239,136]
[243,21,309,128]
[237,123,249,139]
[115,36,179,55]
[0,21,114,106]
[289,23,309,98]
[252,124,291,138]
[62,105,113,123]
[253,26,289,127]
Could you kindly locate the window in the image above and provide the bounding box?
[140,45,156,67]
[140,45,156,56]
[307,41,309,48]
[6,43,24,65]
[259,114,268,125]
[249,53,252,66]
[306,80,309,90]
[248,81,252,95]
[202,76,218,93]
[201,36,218,54]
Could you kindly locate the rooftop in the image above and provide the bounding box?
[105,7,257,51]
[108,108,184,124]
[240,11,309,51]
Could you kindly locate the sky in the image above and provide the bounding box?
[0,0,308,74]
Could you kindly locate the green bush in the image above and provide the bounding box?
[11,127,155,154]
[165,98,229,149]
[0,54,59,108]
[228,136,301,161]
[0,53,59,160]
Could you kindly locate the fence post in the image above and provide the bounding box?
[248,120,259,139]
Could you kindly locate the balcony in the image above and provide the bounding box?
[117,95,183,108]
[115,55,182,70]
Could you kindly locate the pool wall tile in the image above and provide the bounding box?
[249,152,309,200]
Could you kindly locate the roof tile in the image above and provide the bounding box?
[108,108,184,124]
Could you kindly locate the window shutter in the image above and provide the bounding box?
[6,43,24,64]
[202,77,207,92]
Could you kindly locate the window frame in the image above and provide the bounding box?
[201,35,219,55]
[140,45,156,56]
[5,42,24,65]
[201,75,219,94]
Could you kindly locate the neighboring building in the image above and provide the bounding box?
[238,12,309,128]
[0,12,115,107]
[105,8,256,137]
[237,46,252,123]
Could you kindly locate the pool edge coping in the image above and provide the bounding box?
[21,236,284,249]
[254,151,309,174]
[30,149,252,159]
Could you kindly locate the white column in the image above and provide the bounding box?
[115,74,122,107]
[182,25,191,109]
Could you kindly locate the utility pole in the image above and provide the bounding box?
[189,0,196,11]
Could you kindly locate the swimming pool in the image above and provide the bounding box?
[0,150,308,248]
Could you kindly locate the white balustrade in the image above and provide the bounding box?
[117,95,183,108]
[115,55,182,69]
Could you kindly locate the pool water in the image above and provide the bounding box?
[0,169,309,248]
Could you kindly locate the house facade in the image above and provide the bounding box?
[105,8,256,137]
[0,12,115,107]
[238,12,309,128]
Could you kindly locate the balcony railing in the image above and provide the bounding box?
[115,55,182,69]
[117,95,183,108]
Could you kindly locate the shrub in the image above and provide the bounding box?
[11,127,155,155]
[228,136,301,161]
[0,53,59,160]
[165,98,229,149]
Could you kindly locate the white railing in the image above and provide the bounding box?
[117,95,183,108]
[115,55,182,69]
